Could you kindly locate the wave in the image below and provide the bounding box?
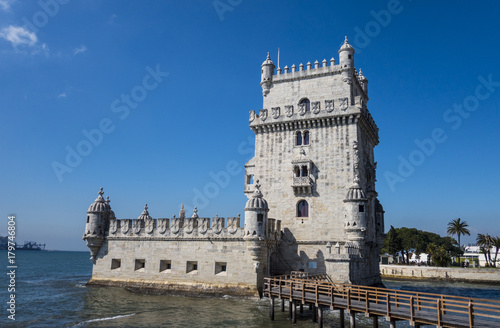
[74,313,136,325]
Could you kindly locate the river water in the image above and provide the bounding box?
[1,250,499,327]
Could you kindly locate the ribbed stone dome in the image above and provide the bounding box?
[137,204,152,220]
[261,52,274,66]
[339,36,354,53]
[245,181,269,210]
[87,188,107,213]
[245,197,268,210]
[345,183,367,201]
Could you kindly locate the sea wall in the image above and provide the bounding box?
[380,264,500,284]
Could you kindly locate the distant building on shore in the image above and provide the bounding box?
[83,37,385,296]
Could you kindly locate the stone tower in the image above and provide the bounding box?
[245,37,384,285]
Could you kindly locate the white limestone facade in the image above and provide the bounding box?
[245,37,384,285]
[83,37,385,296]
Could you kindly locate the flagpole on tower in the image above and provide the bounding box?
[277,47,280,71]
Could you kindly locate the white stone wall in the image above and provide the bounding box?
[246,57,383,285]
[380,264,500,283]
[92,239,258,286]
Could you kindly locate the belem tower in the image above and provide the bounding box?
[83,37,385,297]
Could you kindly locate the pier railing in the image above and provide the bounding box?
[264,274,500,327]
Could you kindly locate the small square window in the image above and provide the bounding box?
[111,259,121,270]
[215,262,227,275]
[134,259,146,271]
[160,260,171,273]
[187,261,198,274]
[308,261,317,269]
[359,205,365,213]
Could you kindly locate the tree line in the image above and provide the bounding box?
[382,226,461,267]
[382,218,500,267]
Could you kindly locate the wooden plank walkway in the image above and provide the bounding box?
[264,272,500,327]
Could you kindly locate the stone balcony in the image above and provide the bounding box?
[292,176,313,195]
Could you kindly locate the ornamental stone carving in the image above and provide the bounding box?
[171,217,180,234]
[285,105,294,117]
[121,219,130,234]
[109,219,118,234]
[185,218,194,234]
[312,101,320,114]
[325,99,334,112]
[199,217,210,234]
[145,219,154,234]
[298,103,306,116]
[249,110,255,122]
[227,216,240,234]
[213,215,223,234]
[271,107,280,119]
[157,219,168,234]
[339,97,348,110]
[260,109,268,121]
[132,219,141,234]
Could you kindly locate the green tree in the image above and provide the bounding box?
[427,243,451,267]
[477,233,494,266]
[446,218,470,265]
[382,225,401,259]
[492,236,500,267]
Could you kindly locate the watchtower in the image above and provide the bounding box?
[245,37,385,285]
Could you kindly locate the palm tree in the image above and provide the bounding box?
[447,218,470,265]
[492,236,500,267]
[477,233,494,266]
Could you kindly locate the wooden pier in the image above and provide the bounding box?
[264,272,500,327]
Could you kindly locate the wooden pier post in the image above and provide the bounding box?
[281,299,285,312]
[270,296,275,320]
[313,305,317,323]
[389,318,396,328]
[317,306,323,328]
[339,309,345,327]
[292,300,297,324]
[372,316,378,328]
[288,300,292,319]
[350,312,356,328]
[300,303,304,314]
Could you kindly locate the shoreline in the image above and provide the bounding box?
[380,264,500,285]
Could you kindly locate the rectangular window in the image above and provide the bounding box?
[186,261,198,274]
[159,260,171,273]
[308,261,317,269]
[134,259,146,271]
[215,261,227,275]
[111,259,121,270]
[246,174,254,185]
[359,205,365,213]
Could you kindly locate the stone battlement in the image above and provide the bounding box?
[273,58,340,81]
[108,215,282,241]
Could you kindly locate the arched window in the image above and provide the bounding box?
[300,98,311,112]
[294,166,301,177]
[301,166,308,177]
[297,200,309,217]
[296,131,302,146]
[303,131,310,145]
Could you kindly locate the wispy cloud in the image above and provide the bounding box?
[0,0,15,11]
[58,92,67,98]
[0,25,37,47]
[73,45,87,55]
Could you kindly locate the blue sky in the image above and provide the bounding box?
[1,0,499,251]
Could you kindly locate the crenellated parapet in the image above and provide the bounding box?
[108,215,246,240]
